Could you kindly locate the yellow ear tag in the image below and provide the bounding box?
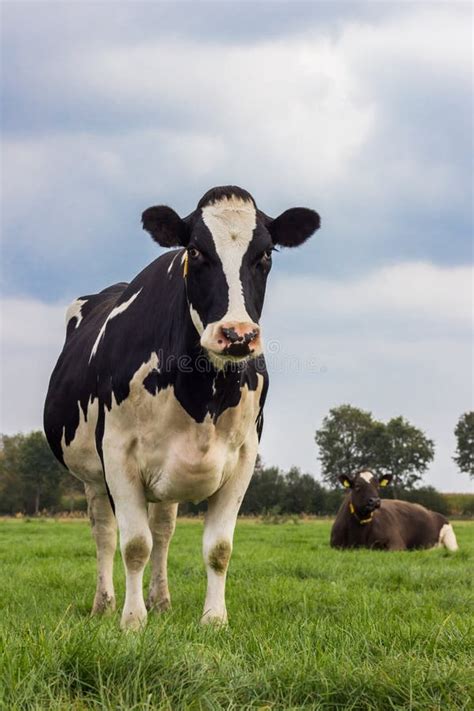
[343,479,351,488]
[183,251,189,278]
[380,478,389,487]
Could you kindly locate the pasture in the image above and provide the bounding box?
[1,519,472,710]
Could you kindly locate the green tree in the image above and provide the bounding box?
[314,405,382,486]
[453,412,474,478]
[241,458,286,514]
[281,467,325,514]
[0,434,25,514]
[378,416,435,492]
[0,431,66,514]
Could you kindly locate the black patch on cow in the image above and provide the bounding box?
[143,368,160,395]
[197,185,256,209]
[267,208,320,248]
[239,226,273,323]
[142,206,189,248]
[184,216,231,328]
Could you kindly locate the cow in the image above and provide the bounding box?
[330,469,458,551]
[44,185,320,629]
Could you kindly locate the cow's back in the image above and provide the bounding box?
[44,283,128,470]
[378,500,448,549]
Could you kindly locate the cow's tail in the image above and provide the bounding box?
[439,523,459,552]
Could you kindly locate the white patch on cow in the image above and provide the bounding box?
[98,353,264,504]
[167,250,182,276]
[359,470,374,484]
[189,305,205,335]
[438,523,459,552]
[201,195,256,323]
[65,298,87,329]
[89,289,142,362]
[61,396,103,483]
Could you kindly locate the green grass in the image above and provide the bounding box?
[0,519,472,710]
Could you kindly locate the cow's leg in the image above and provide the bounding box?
[84,482,117,615]
[146,502,178,612]
[201,437,257,625]
[105,465,152,631]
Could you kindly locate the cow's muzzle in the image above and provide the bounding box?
[365,497,381,514]
[201,321,262,363]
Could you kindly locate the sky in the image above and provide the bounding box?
[1,0,472,491]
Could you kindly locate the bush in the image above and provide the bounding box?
[398,486,449,515]
[443,493,474,517]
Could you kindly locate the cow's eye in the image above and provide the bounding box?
[261,249,273,263]
[188,247,201,259]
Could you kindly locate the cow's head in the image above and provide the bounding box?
[142,186,320,367]
[338,470,393,521]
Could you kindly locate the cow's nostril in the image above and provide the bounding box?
[221,327,242,344]
[244,329,259,344]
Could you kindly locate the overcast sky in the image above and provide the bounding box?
[1,1,472,491]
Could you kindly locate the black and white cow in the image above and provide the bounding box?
[44,186,320,629]
[330,470,458,551]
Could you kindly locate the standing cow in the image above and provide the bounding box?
[330,469,458,551]
[44,185,320,629]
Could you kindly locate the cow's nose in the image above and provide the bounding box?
[216,322,261,356]
[221,325,259,345]
[368,497,381,509]
[200,320,263,360]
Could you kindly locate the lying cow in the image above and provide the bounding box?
[44,185,320,629]
[330,470,458,551]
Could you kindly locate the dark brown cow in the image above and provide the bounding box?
[330,470,458,551]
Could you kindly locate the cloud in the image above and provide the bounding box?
[259,262,473,492]
[265,261,472,337]
[2,1,471,304]
[1,298,65,433]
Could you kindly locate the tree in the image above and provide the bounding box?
[240,464,286,514]
[0,434,25,514]
[378,416,434,492]
[281,467,325,514]
[314,405,382,486]
[0,431,66,514]
[454,412,474,478]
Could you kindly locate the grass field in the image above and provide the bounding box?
[0,519,472,710]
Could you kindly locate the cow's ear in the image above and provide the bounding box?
[267,207,320,248]
[142,206,189,247]
[338,474,353,489]
[379,474,393,488]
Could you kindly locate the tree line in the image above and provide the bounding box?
[0,407,472,516]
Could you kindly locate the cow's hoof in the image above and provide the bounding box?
[200,610,228,627]
[146,596,171,613]
[120,608,147,631]
[91,592,116,616]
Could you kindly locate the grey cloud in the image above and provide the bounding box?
[3,3,470,290]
